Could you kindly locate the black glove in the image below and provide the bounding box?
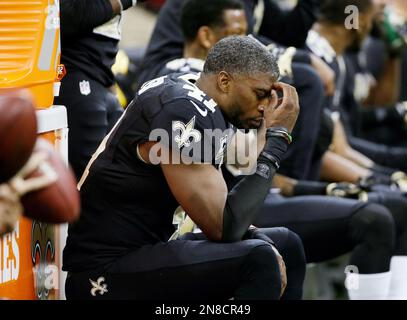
[326,182,368,202]
[120,0,140,10]
[391,171,407,192]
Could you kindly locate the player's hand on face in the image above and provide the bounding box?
[264,82,299,133]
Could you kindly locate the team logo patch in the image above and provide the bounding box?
[89,277,108,296]
[173,116,202,149]
[79,80,91,96]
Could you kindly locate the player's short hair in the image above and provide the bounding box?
[180,0,244,42]
[203,36,280,80]
[319,0,373,25]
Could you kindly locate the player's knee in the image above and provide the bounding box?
[353,203,396,249]
[243,244,282,296]
[283,229,306,268]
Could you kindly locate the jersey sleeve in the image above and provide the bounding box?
[150,98,229,166]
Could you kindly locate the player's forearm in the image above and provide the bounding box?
[222,136,288,242]
[60,0,116,36]
[272,174,329,197]
[320,151,371,183]
[272,174,296,197]
[342,147,375,169]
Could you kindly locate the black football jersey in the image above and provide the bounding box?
[63,73,232,272]
[61,14,122,87]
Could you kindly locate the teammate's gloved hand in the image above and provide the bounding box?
[358,175,377,192]
[243,228,287,298]
[326,182,369,202]
[120,0,145,10]
[391,171,407,192]
[0,151,57,236]
[0,184,22,236]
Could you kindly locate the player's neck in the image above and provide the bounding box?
[195,74,222,105]
[313,22,351,56]
[183,42,209,61]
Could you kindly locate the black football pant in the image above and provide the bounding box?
[65,227,306,300]
[254,192,407,274]
[54,70,123,180]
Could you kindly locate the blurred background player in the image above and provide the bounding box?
[56,0,145,180]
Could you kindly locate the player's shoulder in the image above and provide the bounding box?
[139,73,224,125]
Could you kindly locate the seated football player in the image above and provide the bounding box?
[62,36,306,300]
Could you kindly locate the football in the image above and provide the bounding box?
[0,90,37,182]
[21,138,80,224]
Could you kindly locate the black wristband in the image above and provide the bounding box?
[261,134,289,165]
[293,180,329,196]
[266,127,292,145]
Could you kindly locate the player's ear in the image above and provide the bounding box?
[197,26,217,50]
[217,71,232,93]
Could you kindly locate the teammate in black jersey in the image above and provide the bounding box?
[56,0,145,180]
[63,36,306,300]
